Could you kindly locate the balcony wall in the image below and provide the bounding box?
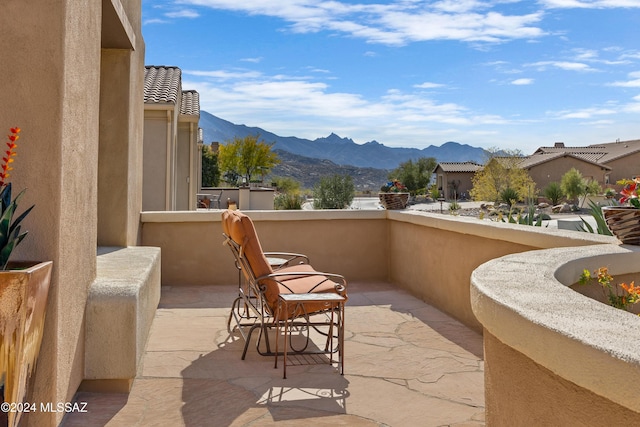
[472,244,640,425]
[141,209,640,421]
[141,209,612,333]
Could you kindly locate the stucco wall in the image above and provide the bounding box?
[484,331,639,426]
[528,156,608,191]
[1,1,145,425]
[140,210,389,286]
[143,111,170,211]
[141,210,612,334]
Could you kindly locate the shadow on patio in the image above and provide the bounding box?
[62,282,484,426]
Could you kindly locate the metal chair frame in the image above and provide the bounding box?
[222,231,347,370]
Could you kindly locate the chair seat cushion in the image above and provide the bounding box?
[260,265,346,320]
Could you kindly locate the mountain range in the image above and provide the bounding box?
[199,111,488,170]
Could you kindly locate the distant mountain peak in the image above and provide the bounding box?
[198,110,488,169]
[314,133,355,144]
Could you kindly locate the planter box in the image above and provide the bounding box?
[0,261,52,427]
[602,206,640,245]
[379,192,409,210]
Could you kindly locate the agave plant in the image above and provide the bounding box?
[0,183,33,269]
[0,127,34,270]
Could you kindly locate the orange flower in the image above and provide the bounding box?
[621,281,640,296]
[0,127,20,187]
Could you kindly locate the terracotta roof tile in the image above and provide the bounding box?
[144,66,181,104]
[436,162,482,173]
[180,90,200,116]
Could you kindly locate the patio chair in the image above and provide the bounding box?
[209,190,223,209]
[221,209,347,376]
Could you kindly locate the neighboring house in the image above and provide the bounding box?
[433,162,482,200]
[143,66,202,211]
[531,140,640,188]
[519,151,611,192]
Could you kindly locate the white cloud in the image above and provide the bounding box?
[165,9,200,18]
[143,18,170,25]
[180,0,547,45]
[526,61,597,72]
[511,78,534,85]
[414,82,445,89]
[608,70,640,87]
[551,107,617,119]
[540,0,640,8]
[183,68,512,146]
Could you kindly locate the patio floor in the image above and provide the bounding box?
[62,282,485,426]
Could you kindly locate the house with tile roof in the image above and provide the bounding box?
[433,162,482,200]
[143,66,202,211]
[518,151,612,193]
[533,139,640,187]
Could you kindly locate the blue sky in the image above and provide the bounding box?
[142,1,640,153]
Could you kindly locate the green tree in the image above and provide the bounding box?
[470,149,536,203]
[313,174,355,209]
[560,168,586,204]
[201,144,220,187]
[389,157,437,195]
[543,182,564,205]
[272,176,304,210]
[218,135,280,185]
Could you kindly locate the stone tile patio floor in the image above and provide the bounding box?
[62,282,485,426]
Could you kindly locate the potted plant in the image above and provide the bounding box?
[0,127,52,427]
[379,179,409,209]
[600,178,640,245]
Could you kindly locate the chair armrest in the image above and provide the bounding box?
[263,252,310,269]
[257,271,347,294]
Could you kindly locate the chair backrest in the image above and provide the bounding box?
[221,210,274,285]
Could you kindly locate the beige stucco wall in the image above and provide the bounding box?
[435,170,474,200]
[141,210,611,333]
[604,152,640,185]
[484,331,639,426]
[472,244,640,422]
[176,121,193,210]
[1,1,145,425]
[528,156,609,192]
[143,109,171,211]
[140,210,388,286]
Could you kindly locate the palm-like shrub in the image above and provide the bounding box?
[543,182,564,205]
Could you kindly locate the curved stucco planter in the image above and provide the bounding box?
[471,243,640,415]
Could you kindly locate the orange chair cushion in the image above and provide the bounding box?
[224,210,273,280]
[222,210,346,319]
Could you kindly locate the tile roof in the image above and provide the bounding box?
[519,152,611,170]
[532,139,640,164]
[436,162,482,173]
[180,90,200,116]
[144,66,181,104]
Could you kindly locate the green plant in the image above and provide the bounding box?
[449,200,460,212]
[578,200,614,235]
[500,187,519,207]
[579,267,640,311]
[560,168,585,204]
[501,203,543,226]
[604,188,616,199]
[0,127,34,270]
[218,134,279,185]
[543,182,564,205]
[201,144,220,187]
[274,193,303,210]
[429,185,441,200]
[313,174,355,209]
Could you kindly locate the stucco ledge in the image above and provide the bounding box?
[471,243,640,412]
